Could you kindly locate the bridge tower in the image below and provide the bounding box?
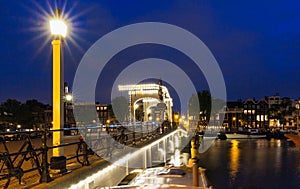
[118,80,173,123]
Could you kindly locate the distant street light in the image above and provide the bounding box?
[65,94,73,102]
[49,8,67,157]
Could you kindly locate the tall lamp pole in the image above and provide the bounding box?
[296,102,300,134]
[49,8,67,158]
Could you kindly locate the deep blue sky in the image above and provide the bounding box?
[1,0,300,105]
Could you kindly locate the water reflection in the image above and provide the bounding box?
[198,139,300,189]
[229,140,239,184]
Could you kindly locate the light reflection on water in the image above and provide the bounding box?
[198,139,300,189]
[229,140,239,185]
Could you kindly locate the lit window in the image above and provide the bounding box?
[104,107,107,110]
[96,107,100,111]
[252,110,255,114]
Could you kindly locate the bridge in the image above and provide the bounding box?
[118,81,173,123]
[0,125,210,189]
[0,81,212,188]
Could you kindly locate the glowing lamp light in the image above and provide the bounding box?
[134,103,139,110]
[65,94,73,101]
[49,18,67,37]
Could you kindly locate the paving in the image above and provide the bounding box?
[0,135,103,189]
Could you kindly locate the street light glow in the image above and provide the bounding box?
[65,94,73,101]
[49,18,67,37]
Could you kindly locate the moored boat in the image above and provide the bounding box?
[225,133,266,139]
[226,129,266,139]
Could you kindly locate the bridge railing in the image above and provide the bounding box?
[0,123,177,188]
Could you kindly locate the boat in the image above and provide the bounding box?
[225,129,266,139]
[225,133,266,139]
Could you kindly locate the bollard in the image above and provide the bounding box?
[188,138,198,167]
[193,163,199,187]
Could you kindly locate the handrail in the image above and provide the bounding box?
[0,123,177,188]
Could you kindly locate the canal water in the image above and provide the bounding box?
[198,139,300,189]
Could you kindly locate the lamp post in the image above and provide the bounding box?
[296,103,300,134]
[49,8,67,158]
[64,93,72,134]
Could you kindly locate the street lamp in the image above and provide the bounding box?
[64,93,72,130]
[49,8,67,158]
[296,103,300,133]
[65,94,72,102]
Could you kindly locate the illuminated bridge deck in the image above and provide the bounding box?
[2,128,211,189]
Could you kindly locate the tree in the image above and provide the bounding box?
[188,94,199,120]
[0,99,21,126]
[111,96,129,123]
[0,99,48,129]
[22,99,46,129]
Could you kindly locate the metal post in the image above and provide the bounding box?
[144,150,147,169]
[297,110,299,132]
[52,39,64,157]
[296,104,299,133]
[40,130,52,183]
[163,139,166,164]
[148,148,152,168]
[193,163,199,187]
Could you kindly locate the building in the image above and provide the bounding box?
[223,100,244,131]
[223,98,269,131]
[96,103,114,125]
[243,98,269,129]
[267,93,281,108]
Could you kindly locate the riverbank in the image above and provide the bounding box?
[285,134,300,148]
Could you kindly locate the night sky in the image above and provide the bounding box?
[1,0,300,105]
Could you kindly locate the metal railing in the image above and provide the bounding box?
[0,123,177,188]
